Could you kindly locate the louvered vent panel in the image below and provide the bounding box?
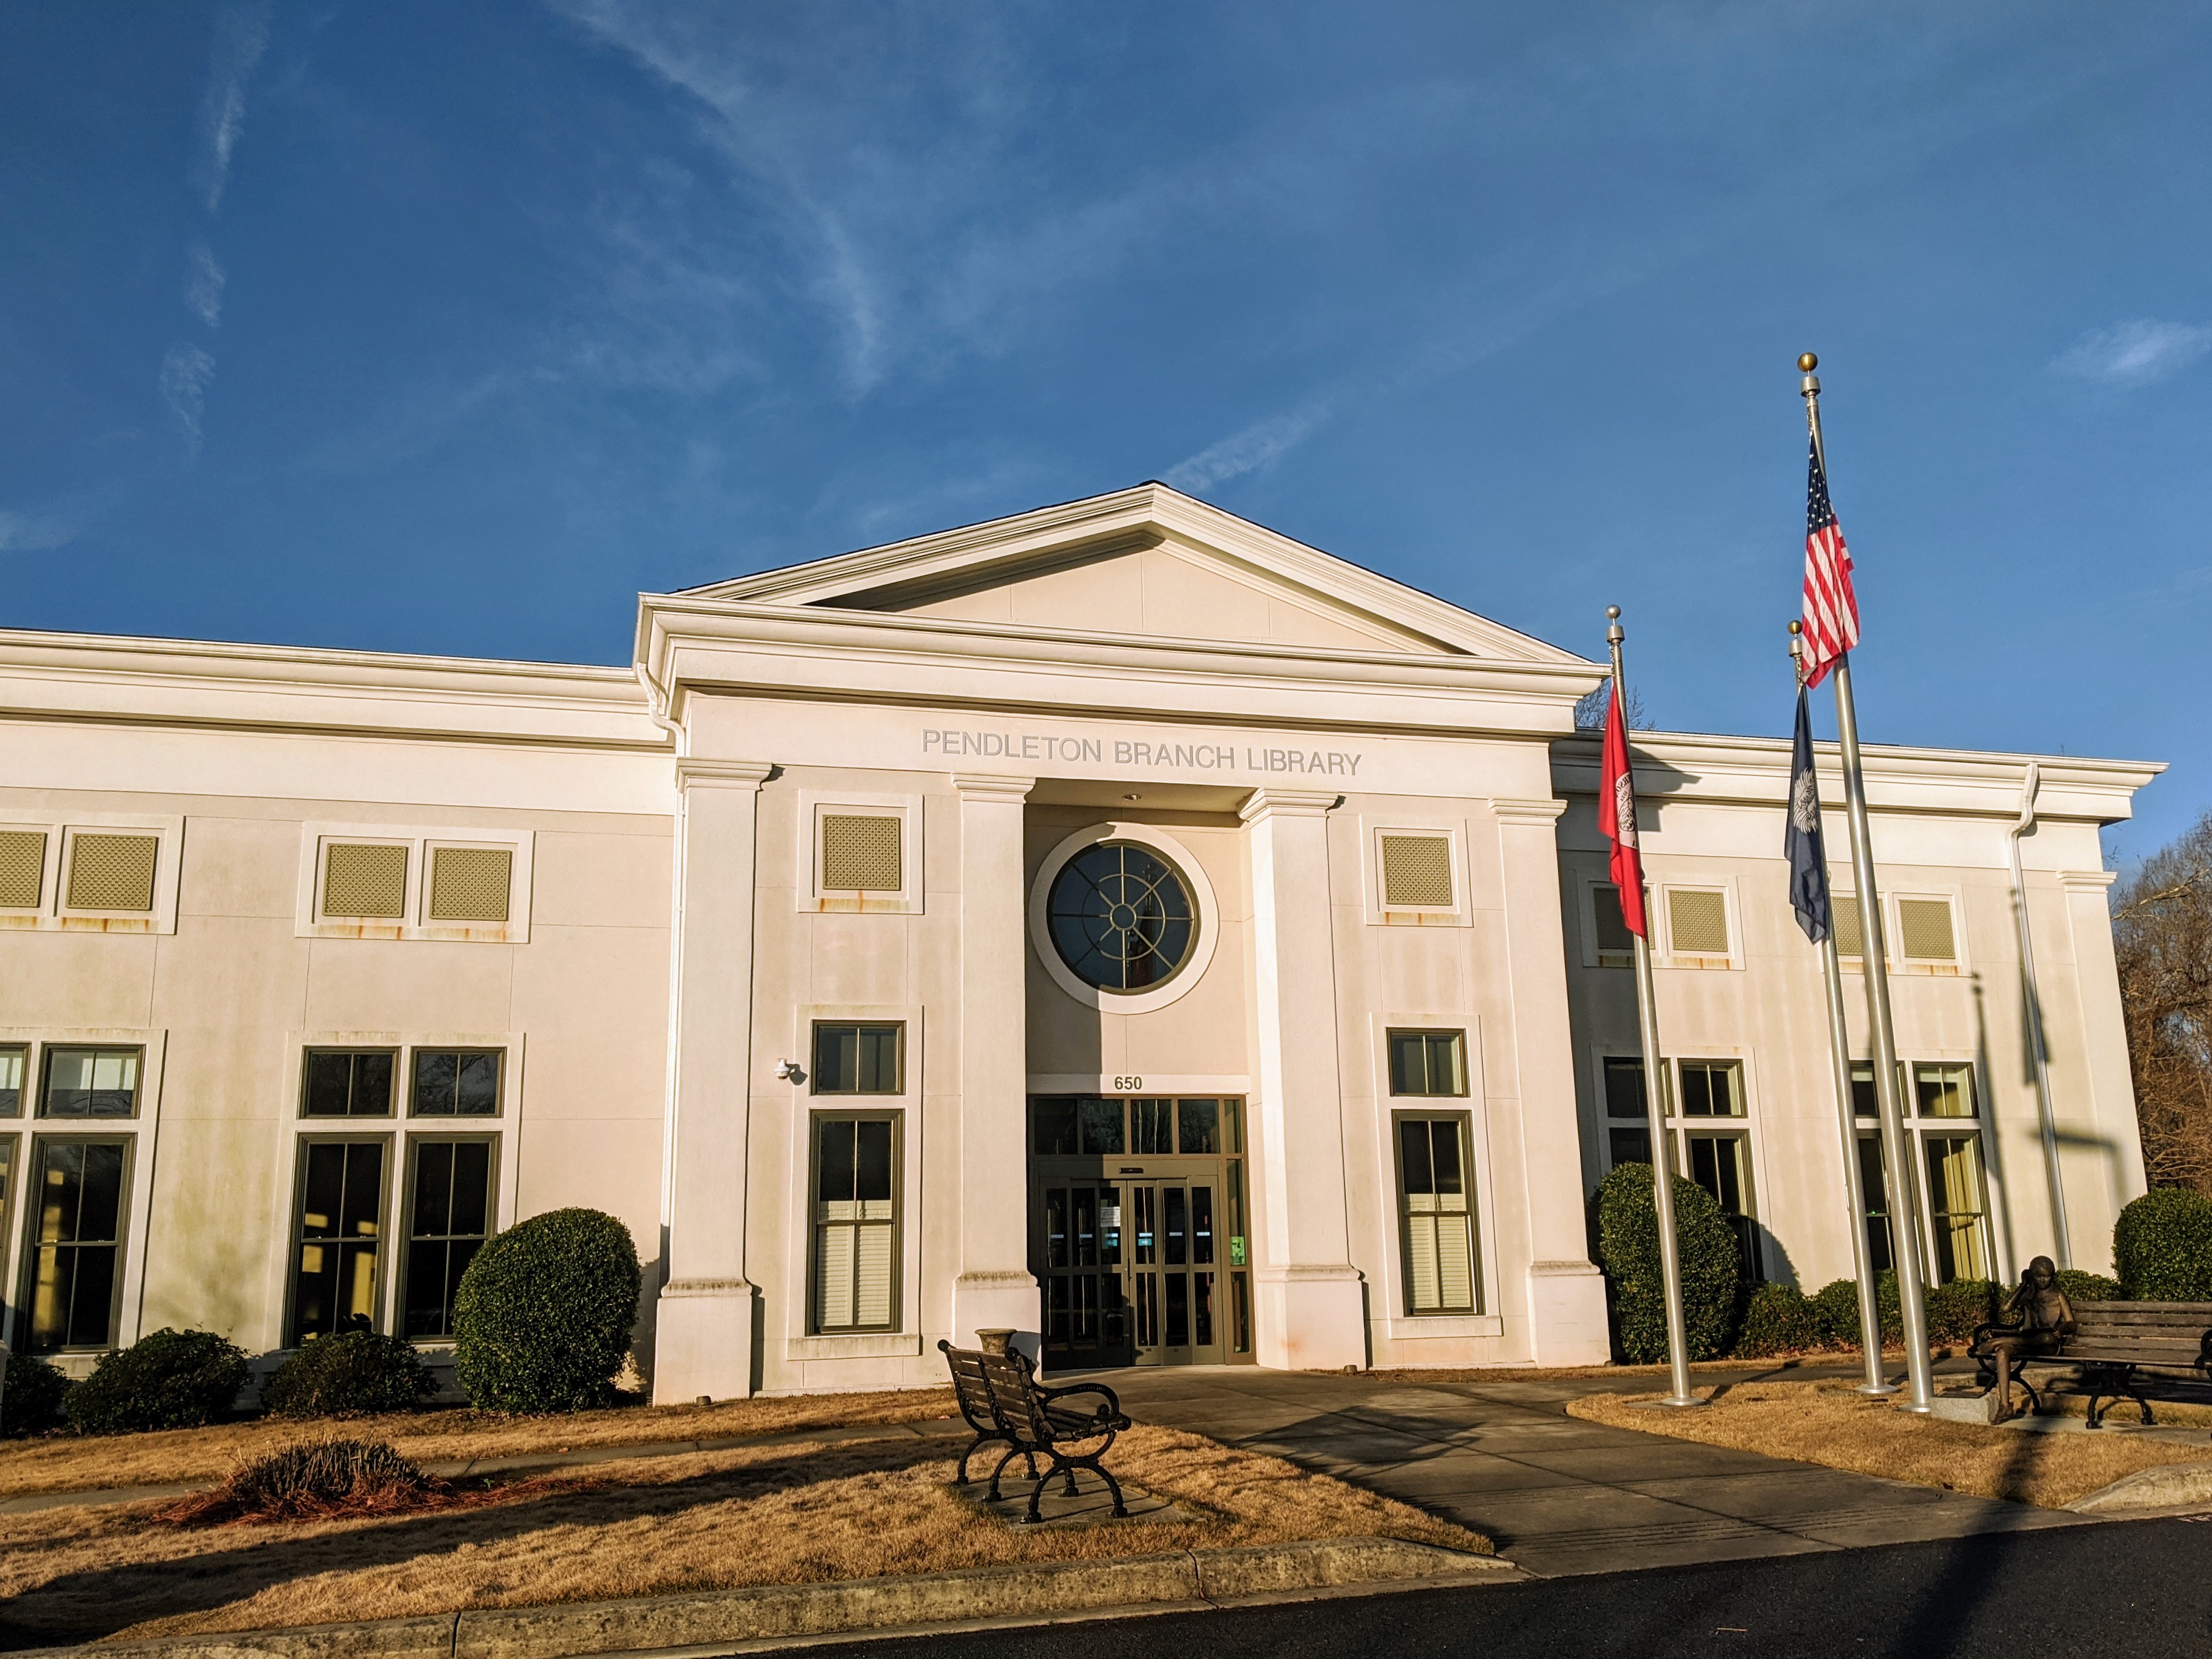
[324,844,408,919]
[821,814,902,893]
[428,846,512,923]
[67,833,158,912]
[1833,896,1864,957]
[1898,898,1957,962]
[1380,834,1453,907]
[1667,888,1730,955]
[0,830,46,908]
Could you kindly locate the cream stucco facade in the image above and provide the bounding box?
[0,484,2159,1396]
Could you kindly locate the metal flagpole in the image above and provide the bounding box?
[1609,608,1698,1408]
[1792,622,1895,1396]
[1800,354,1935,1413]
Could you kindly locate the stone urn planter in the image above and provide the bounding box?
[974,1328,1016,1356]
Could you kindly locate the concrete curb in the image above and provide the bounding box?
[2069,1461,2212,1516]
[13,1537,1516,1658]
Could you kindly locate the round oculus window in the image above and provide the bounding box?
[1045,841,1197,993]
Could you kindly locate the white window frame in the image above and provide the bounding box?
[294,823,533,943]
[0,815,183,935]
[796,790,923,915]
[1359,815,1473,928]
[1575,873,1644,969]
[1367,1013,1501,1338]
[1891,889,1967,977]
[1658,879,1741,970]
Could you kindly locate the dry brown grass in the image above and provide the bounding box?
[1567,1380,2212,1509]
[0,1387,957,1497]
[0,1425,1488,1649]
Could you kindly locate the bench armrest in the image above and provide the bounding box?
[1038,1379,1126,1422]
[1970,1319,2023,1349]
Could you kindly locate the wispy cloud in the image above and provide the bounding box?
[0,506,77,554]
[2053,320,2212,387]
[160,345,217,452]
[185,241,226,329]
[1165,401,1334,492]
[192,2,272,214]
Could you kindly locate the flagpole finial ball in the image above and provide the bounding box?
[1797,352,1818,372]
[1788,619,1801,635]
[1606,605,1620,621]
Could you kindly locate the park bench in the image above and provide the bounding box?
[937,1338,1132,1523]
[1970,1300,2212,1427]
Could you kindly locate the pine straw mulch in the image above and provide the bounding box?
[1567,1380,2212,1509]
[0,1424,1491,1650]
[0,1387,960,1498]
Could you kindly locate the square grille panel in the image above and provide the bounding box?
[1667,888,1730,956]
[0,830,46,908]
[821,814,902,893]
[67,833,158,912]
[1898,898,1957,962]
[1380,834,1453,908]
[428,846,512,923]
[324,843,408,919]
[1833,895,1863,957]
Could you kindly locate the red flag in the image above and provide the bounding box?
[1599,679,1647,937]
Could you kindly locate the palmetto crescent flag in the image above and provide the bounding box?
[1785,684,1831,943]
[1800,436,1859,688]
[1598,678,1647,938]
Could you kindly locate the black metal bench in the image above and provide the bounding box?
[1971,1300,2212,1427]
[937,1338,1131,1523]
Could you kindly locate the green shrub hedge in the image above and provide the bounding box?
[62,1328,250,1434]
[261,1331,437,1418]
[1732,1282,1823,1358]
[453,1207,641,1412]
[2055,1269,2120,1303]
[2,1351,69,1437]
[1922,1277,2000,1343]
[1594,1164,1739,1363]
[2114,1189,2212,1300]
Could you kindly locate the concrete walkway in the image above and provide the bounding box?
[1106,1363,2084,1577]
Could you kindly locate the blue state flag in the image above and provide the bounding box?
[1786,685,1831,943]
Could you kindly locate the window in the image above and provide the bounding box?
[1131,1097,1174,1154]
[322,842,409,919]
[811,1024,902,1094]
[1915,1063,1977,1119]
[821,814,903,894]
[41,1047,140,1118]
[1592,885,1635,965]
[1380,834,1453,908]
[65,832,158,912]
[1685,1131,1760,1283]
[812,1114,898,1333]
[1667,888,1730,959]
[1398,1115,1479,1314]
[1603,1056,1654,1168]
[411,1050,501,1117]
[290,1140,388,1344]
[1833,895,1864,959]
[1388,1030,1467,1097]
[0,1044,24,1116]
[403,1139,494,1338]
[1046,841,1197,992]
[1678,1061,1743,1117]
[26,1139,129,1351]
[1925,1135,1992,1282]
[302,1050,396,1117]
[1856,1132,1894,1272]
[426,846,512,924]
[0,830,45,908]
[1898,898,1957,965]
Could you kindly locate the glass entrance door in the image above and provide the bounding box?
[1039,1178,1132,1368]
[1125,1178,1224,1365]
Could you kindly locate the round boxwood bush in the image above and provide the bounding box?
[261,1331,437,1419]
[1732,1282,1824,1358]
[1595,1164,1740,1363]
[3,1350,70,1438]
[2055,1268,2120,1303]
[453,1207,640,1412]
[1811,1277,1891,1348]
[2114,1189,2212,1300]
[63,1328,250,1434]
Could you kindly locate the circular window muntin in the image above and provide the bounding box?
[1046,839,1198,994]
[1027,823,1220,1015]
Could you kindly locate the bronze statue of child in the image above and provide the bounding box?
[1985,1255,2074,1419]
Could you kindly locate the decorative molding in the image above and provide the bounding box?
[659,1277,759,1298]
[950,772,1035,803]
[1238,788,1341,824]
[1490,797,1569,826]
[675,759,774,792]
[2058,869,2120,892]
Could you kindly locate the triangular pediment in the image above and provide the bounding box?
[679,483,1588,664]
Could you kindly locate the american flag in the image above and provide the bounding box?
[1800,436,1858,688]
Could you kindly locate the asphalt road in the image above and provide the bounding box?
[783,1515,2212,1659]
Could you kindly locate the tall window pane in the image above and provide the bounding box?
[404,1139,494,1338]
[1686,1132,1760,1283]
[812,1024,904,1094]
[304,1050,395,1117]
[1857,1133,1894,1272]
[412,1050,501,1116]
[41,1047,140,1118]
[812,1115,898,1333]
[1398,1116,1478,1314]
[28,1139,129,1351]
[1924,1135,1991,1282]
[290,1140,387,1344]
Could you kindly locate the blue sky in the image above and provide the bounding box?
[3,2,2208,859]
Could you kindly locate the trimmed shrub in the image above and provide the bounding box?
[454,1207,641,1413]
[160,1438,443,1526]
[2055,1269,2120,1303]
[1733,1282,1824,1358]
[260,1331,437,1418]
[1812,1278,1880,1348]
[3,1350,70,1438]
[2114,1189,2212,1301]
[1595,1164,1740,1363]
[1923,1277,2000,1344]
[62,1328,249,1435]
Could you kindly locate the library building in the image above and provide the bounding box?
[0,483,2159,1398]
